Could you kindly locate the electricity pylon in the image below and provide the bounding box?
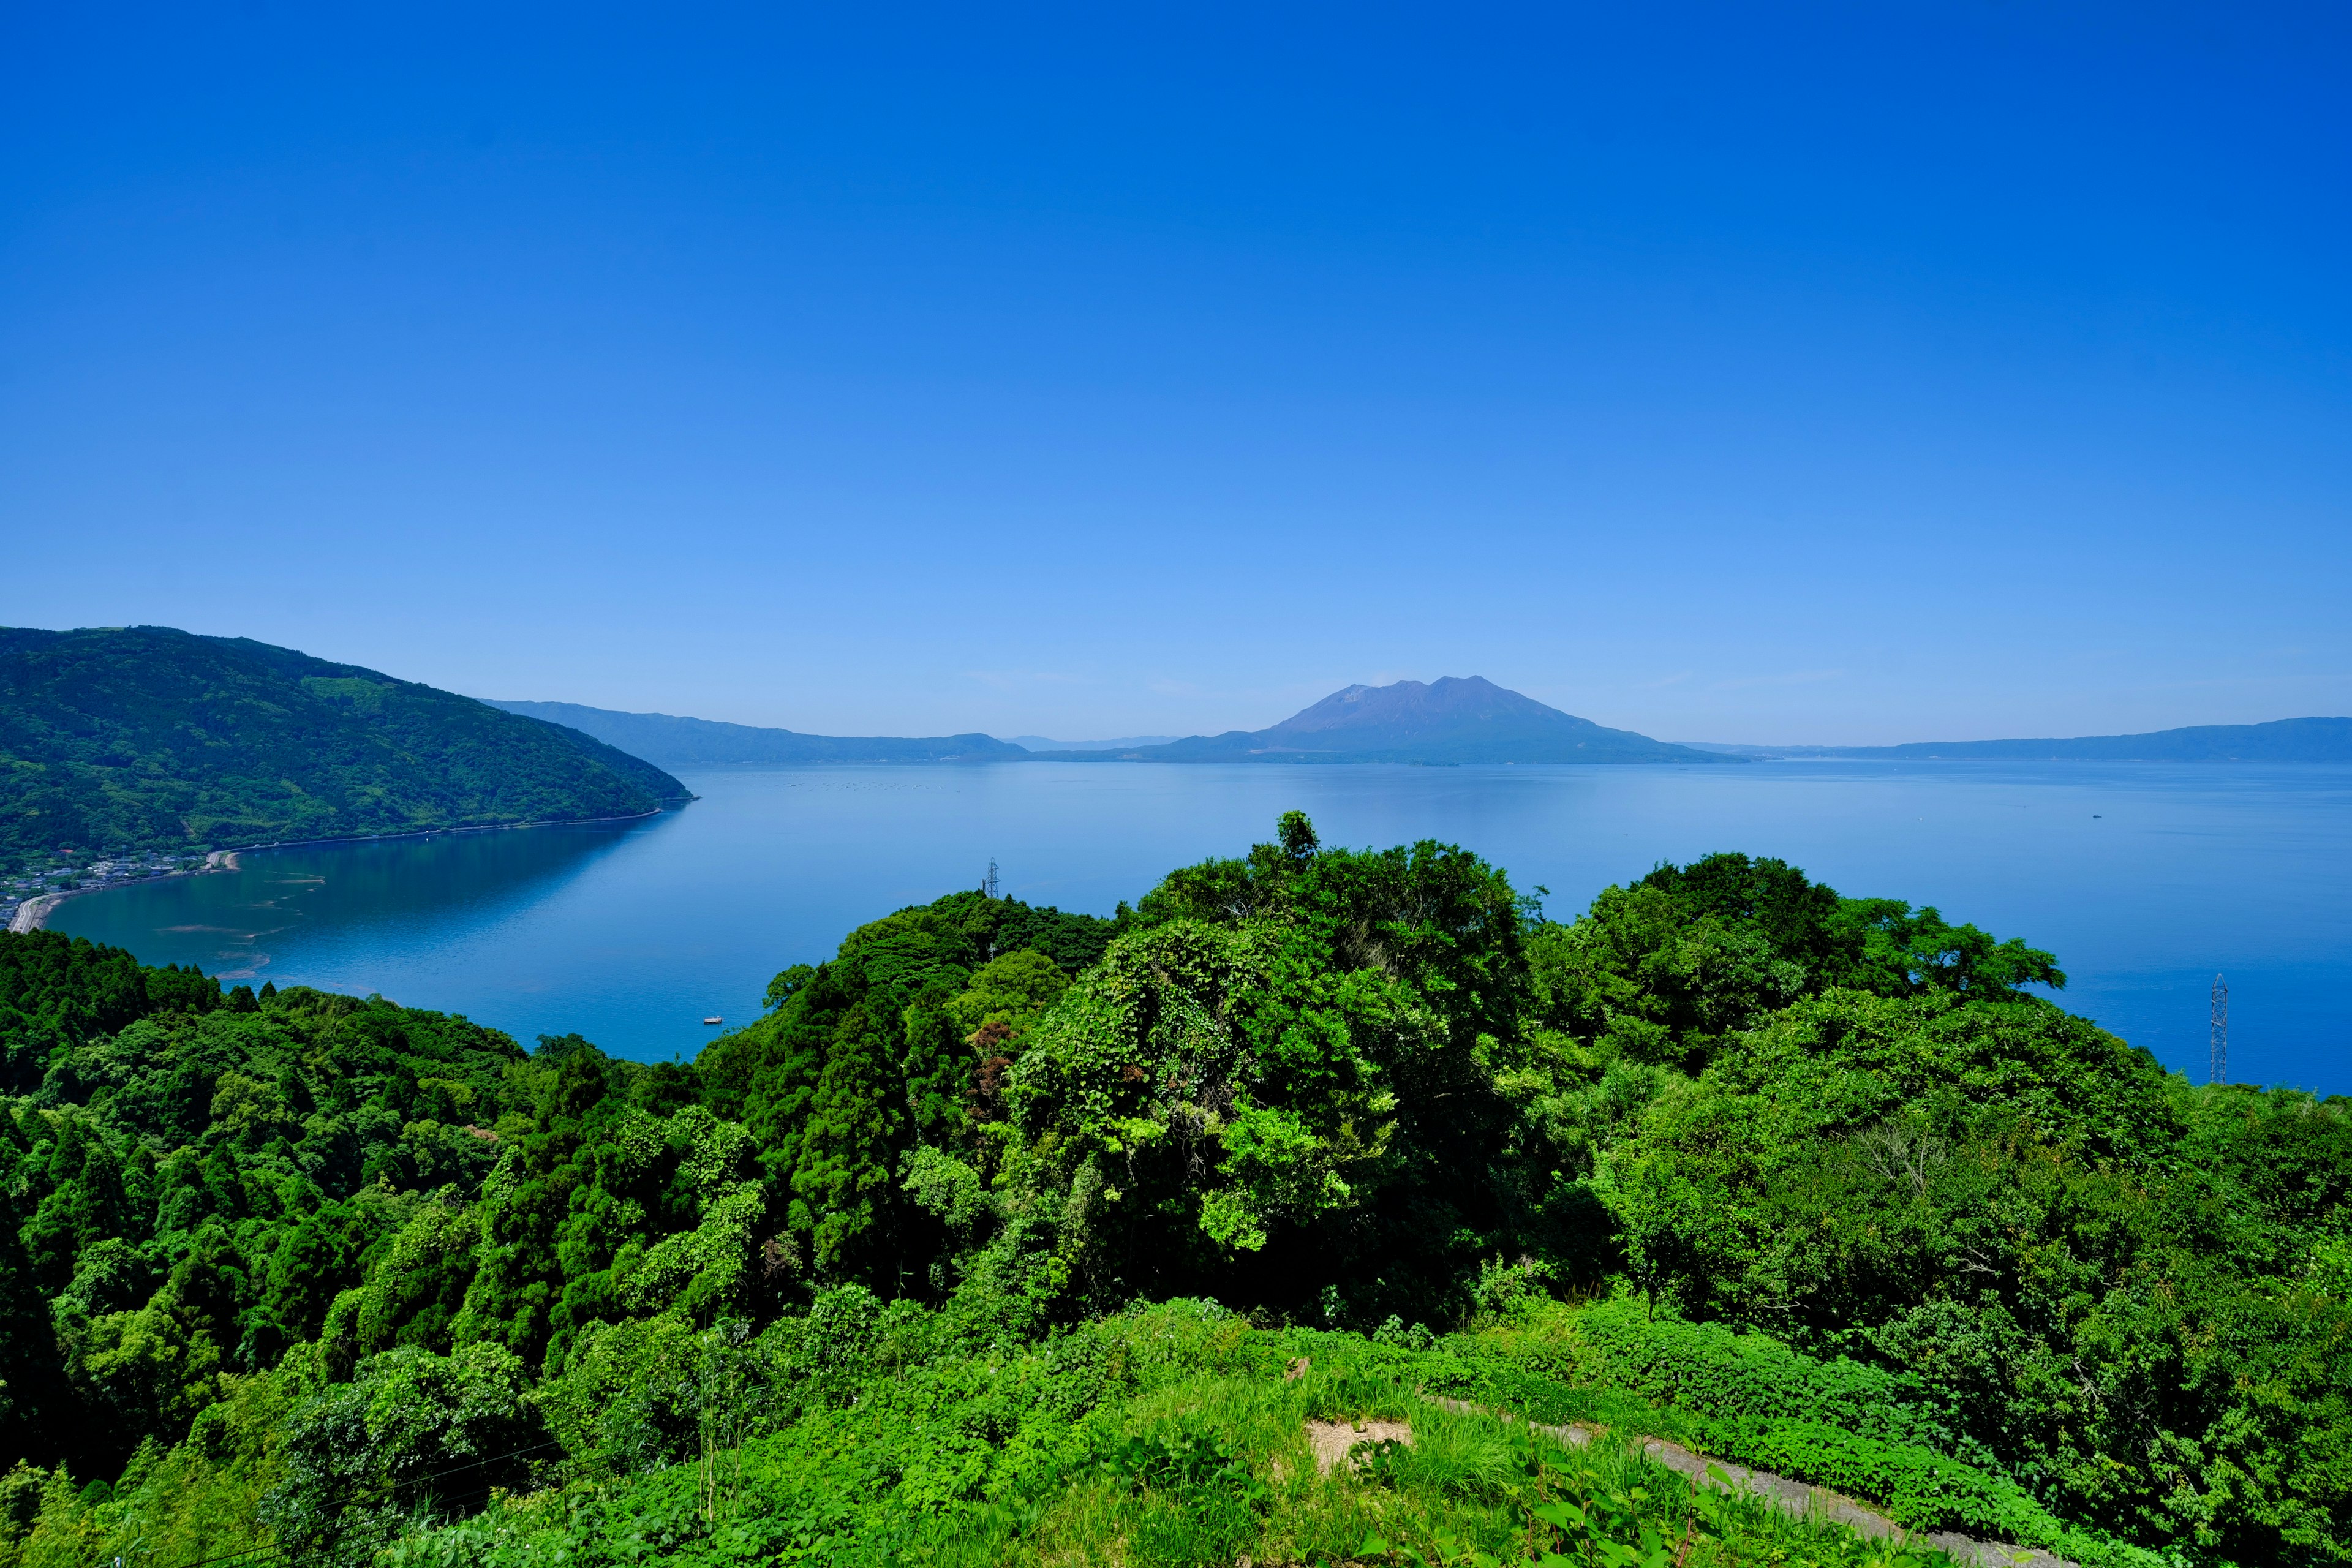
[2210,973,2228,1086]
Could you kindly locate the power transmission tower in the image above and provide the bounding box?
[983,858,1001,899]
[2209,973,2228,1086]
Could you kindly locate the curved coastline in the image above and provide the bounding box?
[4,805,679,935]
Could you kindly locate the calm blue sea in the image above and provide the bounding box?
[46,761,2352,1095]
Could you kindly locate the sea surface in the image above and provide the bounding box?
[47,761,2352,1095]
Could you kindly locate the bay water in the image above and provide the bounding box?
[47,761,2352,1095]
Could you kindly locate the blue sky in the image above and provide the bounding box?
[4,2,2347,744]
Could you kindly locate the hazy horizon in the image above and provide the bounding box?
[6,6,2348,743]
[482,676,2345,752]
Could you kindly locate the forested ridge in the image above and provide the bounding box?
[0,818,2341,1567]
[0,626,691,865]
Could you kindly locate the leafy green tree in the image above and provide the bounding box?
[264,1341,545,1556]
[790,1006,908,1284]
[1839,900,2066,998]
[261,1201,374,1354]
[1009,818,1531,1321]
[1276,809,1317,860]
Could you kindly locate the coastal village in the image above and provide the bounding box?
[2,851,203,933]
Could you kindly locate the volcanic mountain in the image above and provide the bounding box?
[1044,677,1728,764]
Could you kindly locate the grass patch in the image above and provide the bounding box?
[381,1302,1974,1566]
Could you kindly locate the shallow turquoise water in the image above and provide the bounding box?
[47,760,2352,1093]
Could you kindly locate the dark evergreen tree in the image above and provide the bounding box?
[791,1006,908,1283]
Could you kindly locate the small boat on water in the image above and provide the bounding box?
[703,1015,723,1026]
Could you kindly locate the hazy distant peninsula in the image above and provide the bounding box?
[0,627,692,863]
[1038,677,1732,764]
[1688,716,2352,763]
[1008,734,1180,752]
[483,699,1029,764]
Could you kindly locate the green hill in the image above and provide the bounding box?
[0,625,691,864]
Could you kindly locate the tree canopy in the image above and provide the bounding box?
[0,827,2339,1567]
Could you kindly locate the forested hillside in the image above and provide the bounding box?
[0,626,691,864]
[0,822,2341,1567]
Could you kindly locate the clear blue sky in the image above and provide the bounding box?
[4,3,2346,744]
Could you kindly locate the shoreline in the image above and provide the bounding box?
[4,806,674,935]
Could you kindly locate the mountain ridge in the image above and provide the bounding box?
[0,626,691,862]
[1006,734,1180,752]
[1679,716,2352,762]
[483,699,1028,764]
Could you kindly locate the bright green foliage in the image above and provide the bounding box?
[946,948,1069,1038]
[699,888,1117,1283]
[1588,988,2352,1558]
[1709,1420,2054,1543]
[346,1195,480,1357]
[0,624,690,862]
[1428,1301,2064,1544]
[1520,853,2063,1077]
[263,1338,546,1558]
[0,826,2343,1568]
[1026,832,1529,1321]
[0,927,215,1088]
[1010,916,1414,1280]
[792,1007,907,1280]
[0,932,540,1474]
[0,927,725,1480]
[335,1301,1962,1568]
[1533,1299,1958,1453]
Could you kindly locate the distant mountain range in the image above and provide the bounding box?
[1007,734,1181,752]
[486,686,2352,774]
[491,680,1716,767]
[1031,677,1725,764]
[483,700,1028,764]
[0,627,690,862]
[1681,716,2352,763]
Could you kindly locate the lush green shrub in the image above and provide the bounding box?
[1702,1417,2053,1539]
[263,1340,547,1556]
[1559,1298,1968,1457]
[1427,1311,2180,1566]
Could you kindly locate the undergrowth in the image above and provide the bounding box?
[375,1299,1986,1567]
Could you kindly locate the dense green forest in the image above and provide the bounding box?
[0,818,2342,1567]
[0,626,691,865]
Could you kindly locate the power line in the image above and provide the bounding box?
[2210,973,2228,1086]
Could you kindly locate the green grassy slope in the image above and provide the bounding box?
[0,625,691,862]
[34,1292,1978,1568]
